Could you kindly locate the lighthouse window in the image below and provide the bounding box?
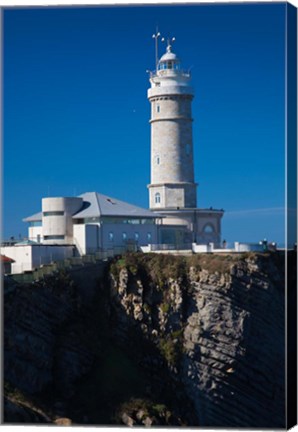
[155,193,161,204]
[155,155,160,165]
[167,61,173,69]
[156,105,160,113]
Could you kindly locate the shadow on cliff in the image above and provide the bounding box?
[67,263,199,426]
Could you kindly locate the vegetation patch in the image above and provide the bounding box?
[187,253,242,275]
[158,329,184,367]
[110,252,189,288]
[114,397,176,426]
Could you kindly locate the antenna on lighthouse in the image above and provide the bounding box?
[152,29,162,72]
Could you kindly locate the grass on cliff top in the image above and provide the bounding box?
[110,251,257,282]
[110,253,188,287]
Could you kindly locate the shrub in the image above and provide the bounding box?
[158,329,184,367]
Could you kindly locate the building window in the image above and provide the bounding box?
[84,217,99,224]
[155,193,161,204]
[147,232,152,242]
[43,211,64,216]
[109,232,114,242]
[122,232,127,241]
[155,155,160,165]
[44,235,65,240]
[135,232,139,241]
[156,104,160,113]
[203,224,214,234]
[29,221,42,227]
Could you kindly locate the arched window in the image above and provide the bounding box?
[203,224,214,234]
[155,193,161,204]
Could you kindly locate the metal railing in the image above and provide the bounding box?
[150,69,191,79]
[150,243,193,251]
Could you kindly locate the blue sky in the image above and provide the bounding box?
[3,3,287,244]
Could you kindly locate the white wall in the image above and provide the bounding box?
[73,224,100,255]
[42,197,83,244]
[28,226,43,242]
[1,246,33,273]
[73,224,87,255]
[1,245,74,274]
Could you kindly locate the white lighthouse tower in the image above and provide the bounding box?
[148,37,196,210]
[148,35,224,247]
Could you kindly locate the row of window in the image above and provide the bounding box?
[44,235,65,240]
[158,61,180,71]
[74,217,155,225]
[108,232,152,242]
[43,211,65,216]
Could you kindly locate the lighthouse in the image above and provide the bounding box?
[147,37,197,210]
[147,34,224,247]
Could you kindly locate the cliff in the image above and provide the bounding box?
[109,252,286,427]
[3,252,289,427]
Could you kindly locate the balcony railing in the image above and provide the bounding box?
[150,69,191,79]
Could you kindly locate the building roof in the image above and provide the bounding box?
[159,44,180,63]
[1,255,15,263]
[23,212,42,222]
[73,192,159,219]
[23,192,160,222]
[159,51,178,62]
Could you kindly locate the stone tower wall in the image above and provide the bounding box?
[148,90,197,209]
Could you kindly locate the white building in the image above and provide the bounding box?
[147,37,224,247]
[1,192,160,273]
[23,192,160,255]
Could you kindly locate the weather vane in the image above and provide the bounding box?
[162,36,176,52]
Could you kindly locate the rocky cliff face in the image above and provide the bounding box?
[4,265,106,424]
[4,252,287,427]
[109,252,286,427]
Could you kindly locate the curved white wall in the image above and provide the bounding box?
[42,197,83,244]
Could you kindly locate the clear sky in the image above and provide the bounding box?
[3,3,286,244]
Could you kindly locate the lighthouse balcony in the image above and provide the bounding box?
[150,69,191,80]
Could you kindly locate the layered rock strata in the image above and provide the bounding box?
[109,253,286,427]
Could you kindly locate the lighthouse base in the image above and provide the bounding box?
[153,207,224,248]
